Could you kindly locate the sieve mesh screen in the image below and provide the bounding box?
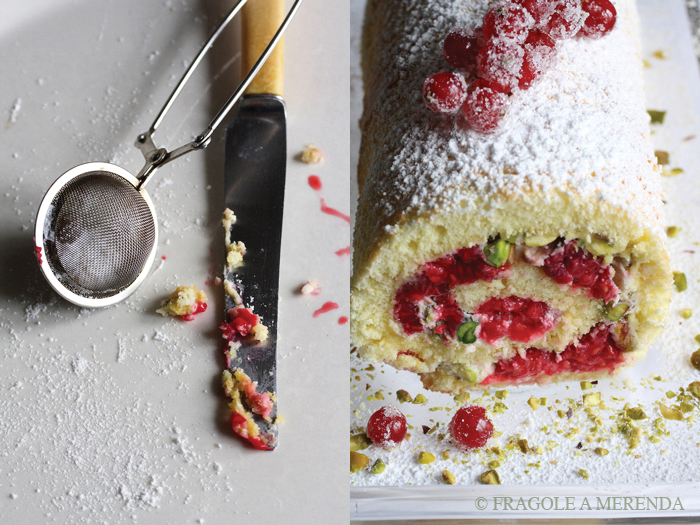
[45,171,156,298]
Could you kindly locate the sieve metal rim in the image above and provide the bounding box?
[34,162,159,308]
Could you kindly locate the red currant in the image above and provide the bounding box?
[579,0,616,38]
[462,79,509,134]
[449,405,494,450]
[443,27,482,71]
[423,72,468,113]
[483,2,534,43]
[366,405,408,449]
[476,38,524,93]
[544,0,584,40]
[518,0,556,28]
[519,29,556,89]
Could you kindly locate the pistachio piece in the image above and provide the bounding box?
[396,389,413,404]
[681,309,693,319]
[413,394,427,405]
[442,450,450,460]
[483,238,511,267]
[495,390,509,400]
[666,226,681,238]
[585,235,615,257]
[518,439,529,453]
[673,272,687,292]
[594,448,609,456]
[578,469,590,479]
[488,460,501,469]
[603,302,629,321]
[458,365,477,384]
[417,451,435,464]
[688,381,700,400]
[659,404,683,420]
[350,432,372,452]
[524,234,558,247]
[350,451,370,473]
[371,459,386,475]
[442,470,457,485]
[648,110,666,124]
[527,397,540,410]
[654,150,670,165]
[456,320,479,345]
[580,381,593,391]
[583,392,601,407]
[479,469,501,485]
[625,407,647,420]
[691,350,700,372]
[453,392,471,405]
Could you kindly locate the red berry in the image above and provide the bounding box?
[483,2,534,43]
[366,405,407,449]
[443,27,482,71]
[423,72,467,113]
[544,0,585,40]
[462,79,509,134]
[518,0,556,28]
[519,29,556,89]
[476,38,524,93]
[579,0,616,38]
[449,405,494,450]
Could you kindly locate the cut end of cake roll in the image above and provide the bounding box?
[351,0,673,392]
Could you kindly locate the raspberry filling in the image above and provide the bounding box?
[481,323,625,385]
[475,296,556,345]
[182,301,207,321]
[542,240,618,302]
[394,246,510,338]
[220,307,260,342]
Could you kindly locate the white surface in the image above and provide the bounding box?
[0,0,349,523]
[350,0,700,520]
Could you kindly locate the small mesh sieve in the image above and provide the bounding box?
[34,0,302,307]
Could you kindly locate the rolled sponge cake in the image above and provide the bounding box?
[351,0,672,393]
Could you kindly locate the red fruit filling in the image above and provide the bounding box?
[475,296,556,345]
[476,38,524,93]
[544,0,584,40]
[423,72,467,113]
[519,29,556,89]
[483,2,534,43]
[394,246,510,337]
[220,307,260,342]
[367,405,408,449]
[442,27,482,71]
[449,405,494,449]
[462,79,510,133]
[182,301,207,321]
[542,240,618,302]
[482,322,625,385]
[579,0,617,38]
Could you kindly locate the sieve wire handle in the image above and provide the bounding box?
[134,0,303,189]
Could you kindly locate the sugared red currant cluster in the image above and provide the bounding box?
[422,0,617,133]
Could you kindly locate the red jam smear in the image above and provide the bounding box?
[220,307,259,342]
[35,245,43,264]
[181,301,207,321]
[394,246,510,338]
[475,296,556,345]
[230,413,273,451]
[481,323,625,385]
[542,240,618,302]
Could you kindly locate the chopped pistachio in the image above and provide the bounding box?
[488,460,501,469]
[495,390,509,400]
[583,392,601,407]
[681,309,693,319]
[418,451,435,464]
[673,272,687,292]
[396,389,413,403]
[654,150,670,165]
[413,394,427,405]
[594,447,609,456]
[580,381,593,391]
[648,110,666,124]
[350,432,372,452]
[540,397,547,406]
[666,226,681,238]
[442,469,457,485]
[680,402,694,413]
[371,459,386,475]
[643,59,651,68]
[524,234,558,247]
[695,335,700,345]
[659,404,683,420]
[666,391,677,399]
[652,49,667,59]
[527,397,540,410]
[442,450,450,460]
[456,321,479,345]
[578,469,589,479]
[351,451,370,473]
[649,435,661,444]
[457,364,478,383]
[535,445,543,455]
[557,409,567,418]
[625,407,647,420]
[374,391,385,400]
[661,167,684,177]
[479,470,501,485]
[453,392,471,405]
[492,401,507,414]
[585,235,615,256]
[688,381,700,400]
[691,350,700,372]
[518,439,530,453]
[604,302,629,321]
[483,238,511,267]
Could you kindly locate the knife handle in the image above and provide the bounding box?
[242,0,285,97]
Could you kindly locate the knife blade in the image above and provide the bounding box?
[221,0,288,451]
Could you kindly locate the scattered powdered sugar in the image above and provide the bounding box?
[72,356,89,374]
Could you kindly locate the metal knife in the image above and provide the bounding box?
[222,0,290,451]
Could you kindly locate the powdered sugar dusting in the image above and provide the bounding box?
[357,0,664,257]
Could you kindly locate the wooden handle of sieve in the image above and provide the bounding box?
[242,0,285,97]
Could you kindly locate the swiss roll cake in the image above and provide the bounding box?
[351,0,672,392]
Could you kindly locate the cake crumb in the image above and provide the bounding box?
[301,279,321,295]
[301,143,323,164]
